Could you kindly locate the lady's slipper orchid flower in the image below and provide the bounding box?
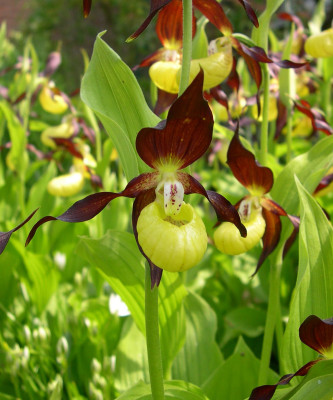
[213,126,297,274]
[249,315,333,400]
[39,82,68,114]
[26,71,246,287]
[149,37,233,94]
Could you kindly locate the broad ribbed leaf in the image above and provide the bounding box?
[77,230,186,376]
[80,33,160,180]
[117,379,210,399]
[202,337,279,400]
[281,179,333,373]
[271,135,333,213]
[172,291,223,386]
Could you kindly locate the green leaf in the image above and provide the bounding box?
[117,380,210,400]
[271,135,333,213]
[281,179,333,374]
[192,17,208,60]
[0,101,27,176]
[172,291,223,386]
[13,242,60,314]
[77,230,187,376]
[202,337,279,400]
[115,318,149,392]
[80,32,160,181]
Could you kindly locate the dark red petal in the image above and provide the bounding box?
[231,38,262,90]
[278,12,304,30]
[178,172,247,237]
[126,0,172,42]
[1,209,38,255]
[132,189,163,288]
[25,172,159,246]
[53,138,83,159]
[237,0,259,28]
[253,208,281,275]
[136,69,213,170]
[227,125,274,195]
[314,174,333,195]
[299,315,333,356]
[274,99,288,139]
[260,198,287,217]
[156,0,196,48]
[83,0,92,18]
[153,89,177,116]
[193,0,233,35]
[133,49,167,70]
[249,360,319,400]
[294,100,333,135]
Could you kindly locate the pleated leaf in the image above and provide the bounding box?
[117,379,209,400]
[281,179,333,373]
[80,32,160,181]
[172,291,223,386]
[77,230,186,376]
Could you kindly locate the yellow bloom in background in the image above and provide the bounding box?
[41,120,74,148]
[47,171,85,197]
[149,37,233,94]
[251,96,278,122]
[39,82,68,114]
[305,28,333,58]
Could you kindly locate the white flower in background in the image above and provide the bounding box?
[108,293,130,317]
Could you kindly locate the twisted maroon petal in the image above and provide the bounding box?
[153,89,177,116]
[25,172,159,246]
[178,172,247,237]
[249,360,319,400]
[253,208,281,275]
[299,315,333,356]
[1,209,38,255]
[237,0,259,27]
[136,69,213,170]
[193,0,233,35]
[228,125,274,195]
[126,0,172,42]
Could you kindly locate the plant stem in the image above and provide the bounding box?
[178,0,192,96]
[259,65,270,166]
[258,256,282,385]
[145,264,164,400]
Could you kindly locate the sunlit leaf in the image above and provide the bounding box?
[77,230,187,376]
[281,179,333,373]
[80,33,160,180]
[172,291,223,386]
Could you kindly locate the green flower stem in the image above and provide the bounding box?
[145,264,165,400]
[259,64,270,166]
[258,256,282,385]
[178,0,193,96]
[285,104,293,163]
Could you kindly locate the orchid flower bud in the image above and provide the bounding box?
[137,201,207,272]
[214,205,265,255]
